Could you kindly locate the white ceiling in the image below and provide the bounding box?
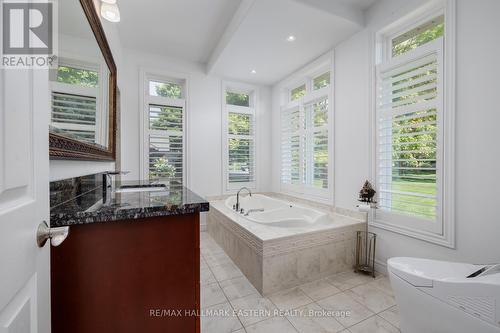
[336,0,378,10]
[114,0,377,85]
[59,0,96,41]
[117,0,242,63]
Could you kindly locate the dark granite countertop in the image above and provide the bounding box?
[50,180,209,227]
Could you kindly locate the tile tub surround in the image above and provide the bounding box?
[207,198,366,295]
[200,232,400,333]
[50,178,209,227]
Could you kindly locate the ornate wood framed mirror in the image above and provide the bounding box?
[49,0,117,160]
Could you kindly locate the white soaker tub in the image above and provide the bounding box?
[208,193,365,295]
[224,194,330,228]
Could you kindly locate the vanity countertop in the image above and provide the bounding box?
[50,180,209,227]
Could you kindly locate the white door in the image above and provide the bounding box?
[0,66,51,331]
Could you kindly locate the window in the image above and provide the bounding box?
[290,84,306,101]
[57,65,98,87]
[374,5,455,247]
[142,75,185,185]
[226,91,250,107]
[50,60,107,144]
[281,70,332,201]
[377,49,440,221]
[392,15,444,57]
[223,85,256,192]
[313,72,330,90]
[149,80,182,99]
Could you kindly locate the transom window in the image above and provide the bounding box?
[281,70,332,201]
[223,86,256,191]
[290,84,306,101]
[142,75,186,185]
[392,15,444,57]
[149,80,183,99]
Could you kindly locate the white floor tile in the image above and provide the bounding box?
[326,271,377,291]
[201,266,217,285]
[345,284,396,313]
[201,302,242,333]
[366,277,394,297]
[269,287,314,311]
[286,302,345,333]
[348,315,399,333]
[230,293,277,326]
[245,317,298,333]
[299,279,342,301]
[316,292,374,328]
[378,306,400,329]
[220,276,259,301]
[202,282,228,308]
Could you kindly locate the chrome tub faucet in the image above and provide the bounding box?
[234,187,252,212]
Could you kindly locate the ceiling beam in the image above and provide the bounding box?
[292,0,366,27]
[206,0,256,75]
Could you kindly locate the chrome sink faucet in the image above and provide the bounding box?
[103,171,130,194]
[234,187,252,212]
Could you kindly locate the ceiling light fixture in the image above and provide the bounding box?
[286,35,296,42]
[100,1,120,23]
[251,69,257,74]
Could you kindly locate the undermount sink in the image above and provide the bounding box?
[114,185,167,193]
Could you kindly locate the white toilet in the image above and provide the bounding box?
[388,257,500,333]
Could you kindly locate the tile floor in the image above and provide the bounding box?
[200,232,400,333]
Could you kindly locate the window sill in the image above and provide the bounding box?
[370,218,455,249]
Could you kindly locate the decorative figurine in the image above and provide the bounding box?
[358,180,376,203]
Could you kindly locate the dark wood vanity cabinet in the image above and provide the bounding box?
[51,213,200,333]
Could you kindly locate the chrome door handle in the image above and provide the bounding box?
[37,221,69,247]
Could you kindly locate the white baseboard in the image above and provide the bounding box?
[375,259,388,275]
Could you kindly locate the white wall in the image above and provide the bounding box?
[119,49,272,198]
[330,0,500,268]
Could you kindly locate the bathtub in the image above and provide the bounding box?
[224,194,331,228]
[207,193,366,295]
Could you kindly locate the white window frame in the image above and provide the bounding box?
[279,54,334,204]
[370,0,456,248]
[222,81,258,193]
[50,56,109,144]
[139,70,187,186]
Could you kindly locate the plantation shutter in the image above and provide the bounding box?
[376,38,443,223]
[305,98,329,189]
[281,96,329,191]
[227,109,255,185]
[51,87,98,143]
[147,101,184,185]
[281,106,303,185]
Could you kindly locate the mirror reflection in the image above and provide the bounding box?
[50,0,110,147]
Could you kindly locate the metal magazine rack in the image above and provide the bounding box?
[354,181,377,278]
